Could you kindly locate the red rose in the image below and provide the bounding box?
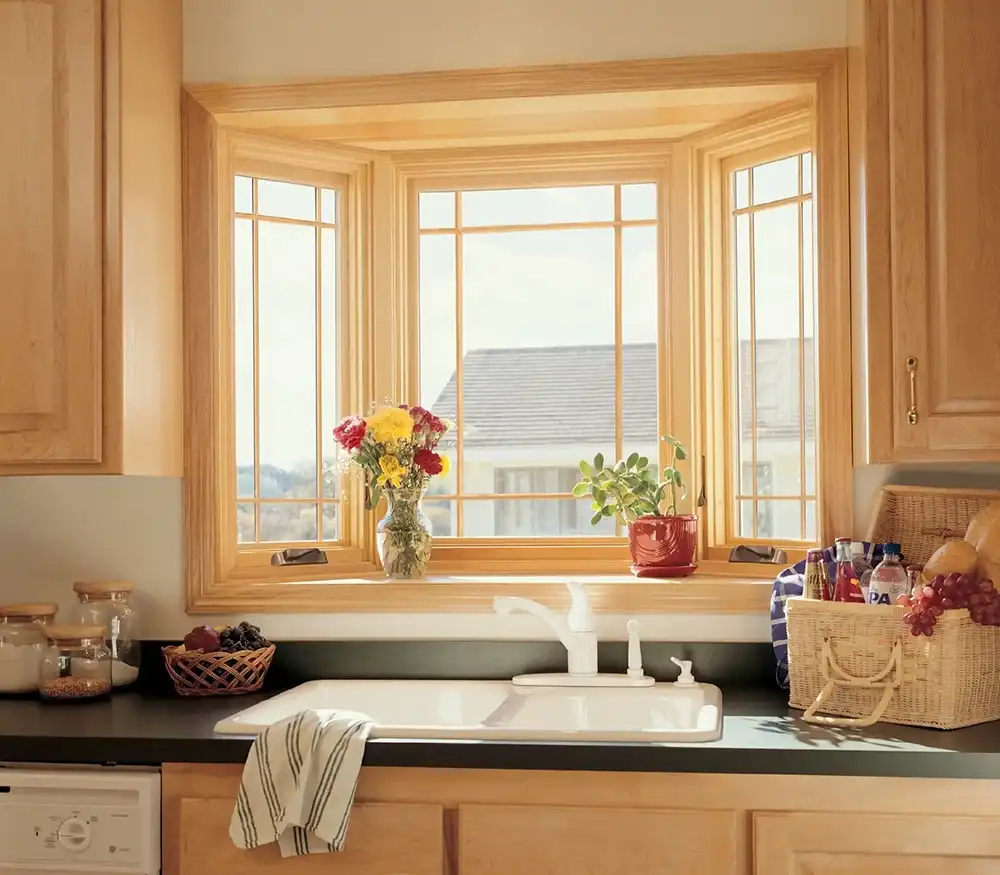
[413,448,443,475]
[333,415,367,451]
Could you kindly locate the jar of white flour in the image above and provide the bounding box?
[0,603,58,695]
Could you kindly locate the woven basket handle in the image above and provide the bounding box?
[802,640,902,728]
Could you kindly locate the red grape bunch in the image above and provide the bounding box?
[899,572,1000,637]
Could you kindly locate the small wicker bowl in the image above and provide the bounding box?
[162,644,276,697]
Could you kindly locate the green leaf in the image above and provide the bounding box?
[674,445,687,461]
[663,466,676,481]
[571,480,590,497]
[595,489,607,505]
[593,452,605,471]
[590,510,604,526]
[626,451,639,469]
[672,468,684,485]
[591,500,603,511]
[579,460,594,478]
[637,456,648,469]
[615,460,626,473]
[661,434,681,447]
[601,504,615,517]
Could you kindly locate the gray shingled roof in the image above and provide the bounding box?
[430,341,814,447]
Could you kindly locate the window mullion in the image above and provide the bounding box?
[746,176,759,540]
[613,185,623,537]
[251,178,261,544]
[314,185,324,542]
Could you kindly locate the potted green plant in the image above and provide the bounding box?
[574,436,698,577]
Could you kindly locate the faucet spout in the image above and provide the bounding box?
[493,584,598,676]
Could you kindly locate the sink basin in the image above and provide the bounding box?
[213,679,723,743]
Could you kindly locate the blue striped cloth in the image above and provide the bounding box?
[771,542,884,689]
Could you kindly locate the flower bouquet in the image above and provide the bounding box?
[333,404,452,578]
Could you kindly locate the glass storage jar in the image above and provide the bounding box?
[73,581,140,688]
[39,625,112,702]
[0,603,58,696]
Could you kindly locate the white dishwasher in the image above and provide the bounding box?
[0,765,160,875]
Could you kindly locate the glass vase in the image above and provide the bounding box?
[377,487,433,579]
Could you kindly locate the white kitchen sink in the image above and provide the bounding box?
[213,679,723,743]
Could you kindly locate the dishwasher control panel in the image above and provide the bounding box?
[0,766,160,874]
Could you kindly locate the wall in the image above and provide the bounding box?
[182,0,850,83]
[0,0,909,644]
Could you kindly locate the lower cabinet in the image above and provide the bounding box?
[458,804,740,875]
[755,812,1000,875]
[163,765,1000,875]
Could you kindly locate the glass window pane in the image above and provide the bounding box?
[734,169,750,210]
[423,499,457,537]
[260,503,318,542]
[234,218,255,499]
[620,183,657,221]
[802,201,817,497]
[738,499,755,539]
[460,228,614,494]
[321,503,339,541]
[461,185,613,227]
[237,504,255,543]
[752,204,801,497]
[257,221,317,499]
[733,213,752,505]
[463,498,614,537]
[321,229,339,499]
[758,499,800,540]
[419,191,455,229]
[805,500,817,540]
[321,189,337,224]
[622,226,658,458]
[752,156,799,206]
[235,176,253,213]
[257,179,316,221]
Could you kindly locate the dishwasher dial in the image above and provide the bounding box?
[57,817,91,852]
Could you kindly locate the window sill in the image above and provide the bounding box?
[188,563,776,615]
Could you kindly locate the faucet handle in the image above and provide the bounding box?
[565,582,596,632]
[670,657,697,686]
[626,620,644,678]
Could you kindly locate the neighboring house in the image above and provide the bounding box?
[430,341,815,539]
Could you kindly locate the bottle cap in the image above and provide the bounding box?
[884,543,901,555]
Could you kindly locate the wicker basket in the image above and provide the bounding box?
[162,644,275,697]
[866,484,1000,565]
[787,599,1000,729]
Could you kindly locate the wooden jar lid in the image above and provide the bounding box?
[44,624,106,642]
[0,602,59,620]
[73,581,135,597]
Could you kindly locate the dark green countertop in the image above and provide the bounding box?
[3,687,1000,777]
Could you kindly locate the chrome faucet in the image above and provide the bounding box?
[493,582,598,676]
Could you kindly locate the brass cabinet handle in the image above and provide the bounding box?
[697,455,707,507]
[906,356,918,425]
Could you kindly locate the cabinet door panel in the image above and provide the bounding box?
[177,797,444,875]
[0,0,102,462]
[886,0,1000,457]
[755,811,1000,874]
[459,803,741,875]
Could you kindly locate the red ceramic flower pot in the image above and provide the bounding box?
[627,515,698,577]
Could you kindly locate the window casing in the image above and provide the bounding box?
[182,52,853,612]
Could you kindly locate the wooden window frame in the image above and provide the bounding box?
[182,50,851,614]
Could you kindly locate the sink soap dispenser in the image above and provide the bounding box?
[670,657,698,687]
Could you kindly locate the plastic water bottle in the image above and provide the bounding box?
[867,543,909,606]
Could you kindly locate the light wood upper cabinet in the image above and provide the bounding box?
[864,0,1000,462]
[755,811,1000,874]
[0,0,181,474]
[0,0,103,464]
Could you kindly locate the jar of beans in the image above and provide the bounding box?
[39,625,112,702]
[0,603,58,696]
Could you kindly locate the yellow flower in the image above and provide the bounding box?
[377,454,408,488]
[439,455,451,476]
[366,407,414,444]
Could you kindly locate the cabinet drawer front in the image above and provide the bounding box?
[0,0,102,463]
[459,803,740,875]
[755,811,1000,874]
[177,797,443,875]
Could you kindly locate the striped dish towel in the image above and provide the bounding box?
[230,709,374,857]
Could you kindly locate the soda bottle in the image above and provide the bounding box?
[804,549,833,600]
[833,537,865,603]
[867,543,910,606]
